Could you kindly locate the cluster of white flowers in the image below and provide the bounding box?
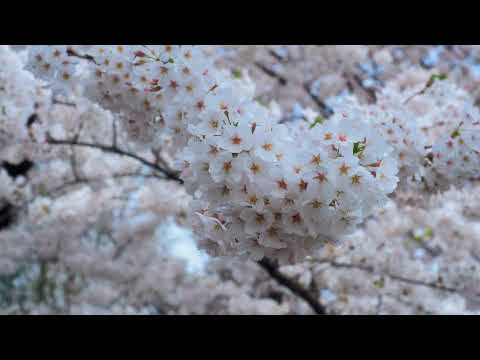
[0,46,52,163]
[395,79,480,186]
[18,45,400,263]
[185,103,399,263]
[425,94,480,186]
[20,45,480,264]
[26,45,227,148]
[323,75,480,189]
[365,93,428,177]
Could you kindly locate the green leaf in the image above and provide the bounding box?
[412,227,434,243]
[353,141,366,156]
[413,234,423,243]
[426,73,448,88]
[373,278,385,289]
[424,227,433,238]
[37,184,48,196]
[404,73,449,104]
[255,98,268,107]
[309,116,325,129]
[451,121,464,138]
[232,69,242,79]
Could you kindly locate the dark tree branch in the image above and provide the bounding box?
[254,62,288,86]
[45,133,183,184]
[1,159,34,178]
[258,258,328,315]
[66,48,97,64]
[268,49,287,62]
[112,117,118,148]
[0,202,16,231]
[351,74,377,104]
[52,98,77,107]
[303,82,334,118]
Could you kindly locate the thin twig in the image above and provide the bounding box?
[352,74,377,104]
[318,259,469,295]
[66,48,97,64]
[254,61,288,86]
[52,98,77,107]
[303,82,334,118]
[112,117,118,148]
[45,133,183,184]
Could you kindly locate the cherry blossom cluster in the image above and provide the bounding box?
[414,82,480,186]
[19,45,480,264]
[21,45,399,263]
[58,46,399,263]
[429,107,480,185]
[0,46,52,162]
[25,45,253,149]
[328,74,480,188]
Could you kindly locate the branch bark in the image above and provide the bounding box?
[254,61,288,86]
[302,82,334,118]
[45,133,183,184]
[258,258,328,315]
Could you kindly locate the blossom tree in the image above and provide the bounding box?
[1,45,479,314]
